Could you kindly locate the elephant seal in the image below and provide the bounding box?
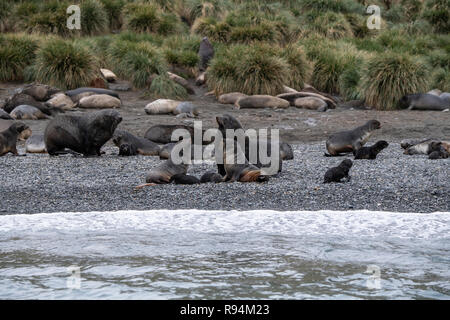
[198,37,214,72]
[173,102,199,117]
[45,109,122,156]
[167,72,196,95]
[144,124,209,145]
[0,109,13,120]
[145,158,189,184]
[3,93,62,116]
[235,95,290,109]
[200,171,223,183]
[427,89,442,96]
[0,119,32,141]
[65,87,119,99]
[294,97,328,112]
[325,120,381,156]
[399,94,449,111]
[277,92,337,109]
[46,93,75,110]
[0,122,28,156]
[25,134,47,153]
[354,140,389,160]
[144,99,181,115]
[324,159,353,183]
[19,84,61,101]
[170,173,200,184]
[218,92,248,105]
[10,105,50,120]
[112,130,161,156]
[78,94,121,109]
[100,68,118,82]
[440,92,450,104]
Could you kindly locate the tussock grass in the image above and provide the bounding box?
[149,74,188,99]
[0,34,38,81]
[80,0,109,36]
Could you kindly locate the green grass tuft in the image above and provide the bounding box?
[149,74,188,99]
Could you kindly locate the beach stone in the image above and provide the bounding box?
[144,99,181,115]
[78,94,121,109]
[294,97,328,111]
[46,93,75,110]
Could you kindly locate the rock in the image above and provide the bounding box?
[218,92,248,105]
[235,95,290,109]
[167,72,195,95]
[46,93,75,110]
[294,97,328,111]
[100,68,118,82]
[78,94,121,109]
[144,99,181,115]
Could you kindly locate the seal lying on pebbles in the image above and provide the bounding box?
[173,102,199,117]
[235,95,290,109]
[0,119,32,141]
[144,159,189,184]
[200,172,223,183]
[428,142,449,160]
[277,92,337,109]
[18,83,61,101]
[0,109,13,120]
[78,94,121,109]
[170,174,200,184]
[294,97,328,112]
[399,94,449,111]
[25,134,46,153]
[3,93,62,116]
[10,105,50,120]
[324,159,353,183]
[65,87,119,99]
[144,99,180,115]
[45,109,122,156]
[403,139,450,156]
[198,37,214,72]
[353,140,389,160]
[325,120,381,156]
[0,122,28,156]
[218,92,248,105]
[112,130,161,156]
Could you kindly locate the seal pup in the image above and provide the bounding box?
[10,105,50,120]
[428,142,449,159]
[353,140,389,160]
[170,173,201,184]
[325,120,381,156]
[324,159,353,183]
[198,37,214,72]
[44,109,122,156]
[399,94,449,111]
[112,130,161,156]
[200,172,223,183]
[403,139,441,155]
[0,119,32,141]
[0,122,28,156]
[25,134,47,153]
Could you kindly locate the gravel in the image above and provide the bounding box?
[0,143,448,215]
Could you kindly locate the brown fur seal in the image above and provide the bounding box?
[10,105,50,120]
[325,120,381,156]
[45,109,122,156]
[235,95,290,109]
[3,93,62,116]
[198,37,214,72]
[0,122,28,156]
[353,140,389,160]
[145,158,189,184]
[112,130,161,156]
[0,119,32,141]
[25,133,47,153]
[0,109,13,120]
[324,159,353,183]
[428,142,449,159]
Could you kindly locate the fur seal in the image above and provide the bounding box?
[200,171,223,183]
[10,105,50,120]
[173,102,199,117]
[196,71,206,86]
[3,93,62,116]
[277,92,337,109]
[159,142,176,159]
[235,95,290,109]
[428,141,449,159]
[65,87,119,99]
[18,83,61,101]
[0,122,28,156]
[45,109,122,156]
[0,119,32,141]
[112,130,161,156]
[0,109,13,120]
[78,94,121,109]
[325,120,381,156]
[294,97,328,112]
[170,173,200,184]
[198,37,214,72]
[25,133,47,153]
[353,140,389,159]
[46,93,75,110]
[144,99,181,115]
[218,92,248,105]
[145,158,189,184]
[324,159,353,183]
[404,139,450,155]
[399,94,449,111]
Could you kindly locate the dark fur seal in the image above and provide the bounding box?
[403,139,444,155]
[65,87,119,99]
[0,119,32,141]
[324,159,353,183]
[200,172,223,183]
[144,124,210,145]
[145,159,189,184]
[399,94,449,111]
[0,122,28,156]
[325,120,381,156]
[112,130,161,156]
[354,140,389,160]
[198,37,214,72]
[3,93,62,116]
[170,174,200,184]
[45,109,122,156]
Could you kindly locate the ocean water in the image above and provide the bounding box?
[0,209,448,299]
